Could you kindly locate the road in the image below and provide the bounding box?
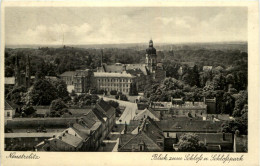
[100,96,138,124]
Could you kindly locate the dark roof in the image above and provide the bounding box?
[92,108,106,123]
[60,71,75,77]
[119,117,164,152]
[68,108,92,116]
[102,63,149,76]
[119,132,162,152]
[126,68,144,76]
[137,103,148,110]
[5,100,18,110]
[126,64,148,76]
[134,108,160,121]
[196,133,233,144]
[157,119,222,132]
[71,124,91,140]
[56,132,83,148]
[96,99,115,118]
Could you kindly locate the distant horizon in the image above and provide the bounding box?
[5,7,247,46]
[5,40,248,48]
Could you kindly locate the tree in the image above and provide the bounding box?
[129,82,138,96]
[50,98,68,117]
[221,114,248,135]
[6,85,27,105]
[232,90,248,117]
[177,133,206,152]
[107,100,121,117]
[25,79,58,105]
[22,105,36,116]
[51,79,70,102]
[110,90,117,95]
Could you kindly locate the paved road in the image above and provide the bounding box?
[100,96,138,124]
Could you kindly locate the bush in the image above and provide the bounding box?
[110,90,117,95]
[22,106,36,116]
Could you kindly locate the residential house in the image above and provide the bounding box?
[94,99,116,139]
[118,117,164,152]
[134,108,161,121]
[5,100,18,124]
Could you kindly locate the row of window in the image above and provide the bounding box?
[100,88,129,93]
[171,110,206,115]
[97,78,132,83]
[98,83,129,87]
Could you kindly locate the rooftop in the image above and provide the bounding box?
[60,71,75,77]
[157,119,222,132]
[5,77,15,85]
[94,72,135,78]
[5,100,18,110]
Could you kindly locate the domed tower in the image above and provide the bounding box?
[145,39,157,73]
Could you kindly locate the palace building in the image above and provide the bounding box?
[60,39,166,95]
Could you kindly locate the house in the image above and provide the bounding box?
[5,132,56,151]
[169,101,207,116]
[94,99,116,138]
[133,108,161,121]
[157,119,223,134]
[36,131,84,151]
[35,114,103,151]
[5,100,18,124]
[60,71,76,93]
[118,117,164,152]
[196,133,233,152]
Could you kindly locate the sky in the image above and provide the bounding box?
[5,7,247,45]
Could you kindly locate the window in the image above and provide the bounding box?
[139,145,144,151]
[7,112,10,117]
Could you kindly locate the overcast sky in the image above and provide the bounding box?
[5,7,247,45]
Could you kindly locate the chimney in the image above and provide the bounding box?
[203,97,206,104]
[222,132,225,141]
[124,121,127,134]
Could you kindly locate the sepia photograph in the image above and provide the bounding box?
[3,6,250,154]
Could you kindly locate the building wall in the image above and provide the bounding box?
[206,101,217,114]
[169,108,207,116]
[60,76,74,85]
[5,137,48,151]
[94,77,134,94]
